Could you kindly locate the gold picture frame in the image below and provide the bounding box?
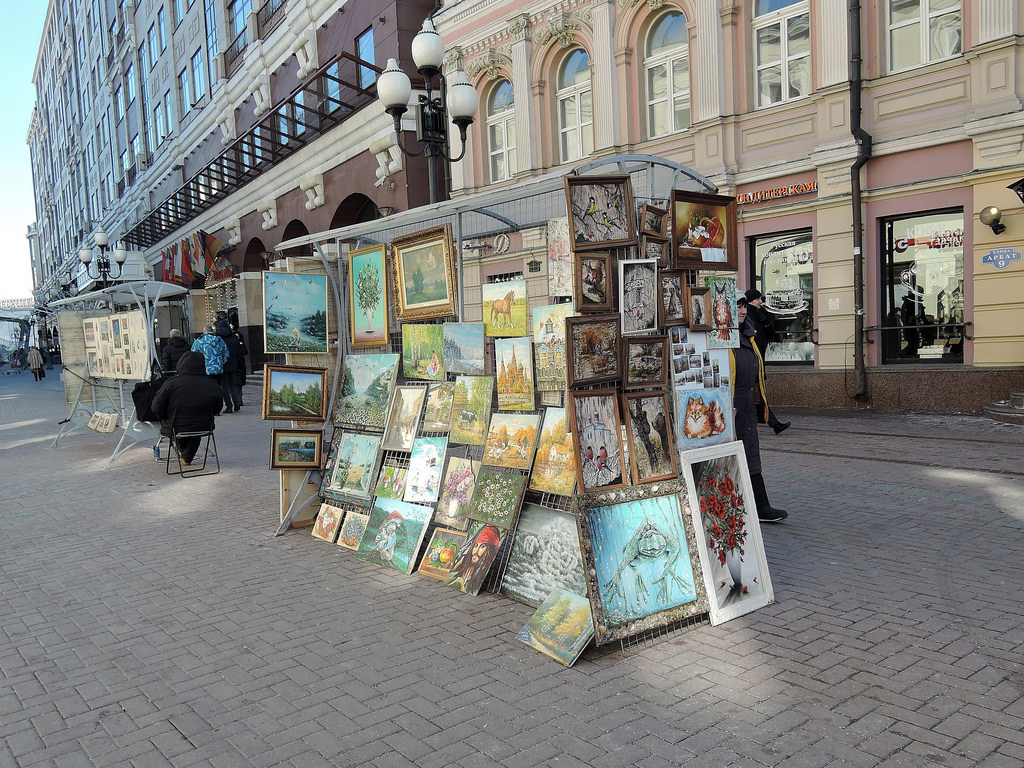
[389,225,458,321]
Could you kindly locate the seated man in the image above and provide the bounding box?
[151,351,223,465]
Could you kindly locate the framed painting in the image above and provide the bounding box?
[417,527,468,580]
[639,204,669,238]
[565,314,622,388]
[448,375,493,446]
[516,587,594,667]
[500,504,586,607]
[389,225,458,321]
[567,389,626,493]
[659,270,687,327]
[311,503,344,543]
[572,252,615,313]
[681,442,774,625]
[532,303,573,393]
[483,412,541,471]
[442,322,485,375]
[466,467,526,529]
[704,275,739,349]
[421,381,455,432]
[262,271,329,353]
[404,436,448,503]
[618,258,659,336]
[402,323,445,380]
[262,365,328,421]
[565,175,637,251]
[482,279,528,337]
[321,430,381,504]
[337,509,370,550]
[676,386,735,453]
[443,521,509,596]
[270,428,324,470]
[334,353,400,430]
[640,235,671,268]
[347,243,388,348]
[671,190,738,270]
[529,407,578,497]
[435,457,480,531]
[622,335,669,391]
[356,497,434,575]
[494,337,535,411]
[373,464,408,500]
[575,480,708,645]
[689,286,712,331]
[622,391,678,483]
[546,217,573,297]
[381,384,428,453]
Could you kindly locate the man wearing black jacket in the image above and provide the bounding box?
[160,329,189,374]
[151,351,223,464]
[744,289,790,434]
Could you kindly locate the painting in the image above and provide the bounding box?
[682,443,774,625]
[659,270,687,327]
[262,365,328,421]
[532,303,573,393]
[622,335,668,391]
[337,509,369,550]
[356,497,434,575]
[618,258,659,335]
[575,480,708,645]
[565,175,637,251]
[482,279,528,337]
[565,314,621,388]
[389,225,458,321]
[495,337,534,411]
[639,204,669,238]
[422,381,455,432]
[483,412,541,471]
[435,457,479,531]
[442,322,485,375]
[466,467,526,529]
[567,390,626,493]
[402,323,445,380]
[530,407,578,496]
[689,286,712,331]
[381,385,427,453]
[640,236,671,268]
[348,244,388,348]
[417,528,468,580]
[500,504,586,607]
[622,391,678,483]
[373,464,408,500]
[516,587,594,667]
[321,431,381,504]
[573,252,615,313]
[676,386,735,454]
[443,521,509,596]
[270,428,324,470]
[334,353,400,430]
[546,217,573,297]
[311,503,344,543]
[448,375,492,446]
[262,272,329,353]
[704,274,739,349]
[671,190,738,270]
[404,436,448,503]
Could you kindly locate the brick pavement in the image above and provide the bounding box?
[1,370,1023,767]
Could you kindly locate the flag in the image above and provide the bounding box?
[160,249,171,282]
[179,238,195,283]
[201,230,223,273]
[190,232,206,276]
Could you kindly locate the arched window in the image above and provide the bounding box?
[753,0,810,107]
[645,11,689,138]
[556,49,593,163]
[486,80,516,182]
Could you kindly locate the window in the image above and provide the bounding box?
[154,102,166,144]
[486,80,516,182]
[888,0,961,72]
[644,11,689,138]
[191,49,205,103]
[165,89,175,128]
[204,0,218,57]
[178,67,191,114]
[323,62,342,114]
[356,26,375,89]
[173,0,184,26]
[139,40,149,79]
[754,0,810,107]
[120,149,129,173]
[229,0,252,39]
[881,210,965,362]
[277,105,291,145]
[158,7,167,50]
[115,85,125,120]
[131,133,141,162]
[556,49,593,163]
[125,63,136,102]
[751,230,815,363]
[147,24,159,67]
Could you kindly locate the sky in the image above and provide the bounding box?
[0,4,47,301]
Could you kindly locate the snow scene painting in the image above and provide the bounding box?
[500,504,586,607]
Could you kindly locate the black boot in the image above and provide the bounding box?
[750,472,788,522]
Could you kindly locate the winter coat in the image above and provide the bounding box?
[151,351,223,435]
[215,320,241,375]
[190,332,229,375]
[729,320,768,475]
[160,336,189,373]
[27,348,45,370]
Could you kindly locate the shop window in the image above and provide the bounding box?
[556,49,593,163]
[881,210,965,363]
[753,0,810,107]
[487,80,516,182]
[751,230,815,363]
[644,11,689,138]
[888,0,961,73]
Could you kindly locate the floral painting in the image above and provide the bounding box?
[500,504,586,607]
[618,258,659,335]
[434,457,479,531]
[532,303,573,393]
[704,275,739,349]
[422,381,455,432]
[417,527,468,580]
[404,436,448,503]
[483,412,541,471]
[568,390,625,493]
[373,464,408,500]
[676,387,735,453]
[482,279,528,338]
[262,272,329,353]
[546,217,573,297]
[448,375,492,446]
[622,392,678,483]
[311,503,344,543]
[402,323,445,380]
[348,244,388,348]
[337,510,369,550]
[516,587,594,667]
[495,337,534,411]
[381,385,427,453]
[442,322,485,375]
[466,467,526,529]
[443,521,508,596]
[529,407,577,497]
[356,497,434,575]
[334,353,400,431]
[321,431,381,504]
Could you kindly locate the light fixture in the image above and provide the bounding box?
[1009,178,1024,205]
[79,227,129,287]
[376,17,479,204]
[979,206,1005,235]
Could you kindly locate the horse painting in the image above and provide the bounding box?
[490,290,515,329]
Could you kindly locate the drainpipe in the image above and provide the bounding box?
[849,0,872,398]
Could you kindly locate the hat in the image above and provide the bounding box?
[736,295,748,307]
[474,525,501,548]
[744,288,763,303]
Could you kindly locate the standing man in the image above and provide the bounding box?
[190,324,229,389]
[27,346,46,381]
[744,289,791,434]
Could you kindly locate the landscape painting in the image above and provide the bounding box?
[568,390,625,493]
[262,365,328,421]
[434,457,479,531]
[482,279,528,338]
[500,504,586,607]
[356,497,434,575]
[483,413,541,471]
[421,381,455,432]
[466,467,526,529]
[337,510,369,550]
[516,587,594,667]
[676,387,735,452]
[622,391,678,483]
[448,375,493,446]
[417,528,468,580]
[334,353,400,431]
[348,244,388,348]
[532,303,573,393]
[404,436,448,503]
[381,385,427,453]
[390,226,457,321]
[565,314,621,387]
[443,521,508,596]
[618,258,659,335]
[321,431,381,504]
[529,407,577,496]
[495,337,535,411]
[402,323,445,380]
[442,322,485,375]
[373,464,408,500]
[262,272,328,353]
[270,428,323,470]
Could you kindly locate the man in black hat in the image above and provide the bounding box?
[743,289,791,435]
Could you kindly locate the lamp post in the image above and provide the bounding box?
[376,18,479,204]
[79,227,128,288]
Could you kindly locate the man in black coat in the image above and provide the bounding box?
[744,289,791,434]
[151,351,223,464]
[215,319,243,412]
[160,329,189,374]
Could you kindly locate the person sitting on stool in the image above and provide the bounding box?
[151,351,223,465]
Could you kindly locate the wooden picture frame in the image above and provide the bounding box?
[621,391,678,484]
[573,252,615,313]
[389,225,458,321]
[671,190,739,270]
[659,270,688,327]
[688,286,712,331]
[567,389,627,493]
[565,314,622,388]
[565,175,637,251]
[639,204,669,238]
[618,258,659,336]
[270,428,324,470]
[622,335,669,390]
[347,243,389,348]
[262,365,328,421]
[640,235,671,268]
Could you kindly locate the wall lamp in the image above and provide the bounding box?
[979,206,1005,235]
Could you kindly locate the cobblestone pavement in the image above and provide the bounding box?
[1,370,1023,767]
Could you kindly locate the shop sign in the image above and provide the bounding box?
[737,181,817,205]
[981,248,1022,270]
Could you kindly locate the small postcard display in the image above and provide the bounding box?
[82,310,150,380]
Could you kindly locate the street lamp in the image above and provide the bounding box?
[79,227,128,288]
[376,17,479,204]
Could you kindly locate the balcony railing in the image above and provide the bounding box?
[223,28,248,76]
[257,0,288,38]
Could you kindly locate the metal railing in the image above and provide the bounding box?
[257,0,288,37]
[223,28,248,76]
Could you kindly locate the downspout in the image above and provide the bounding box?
[849,0,872,398]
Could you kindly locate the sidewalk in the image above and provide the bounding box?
[1,370,1022,767]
